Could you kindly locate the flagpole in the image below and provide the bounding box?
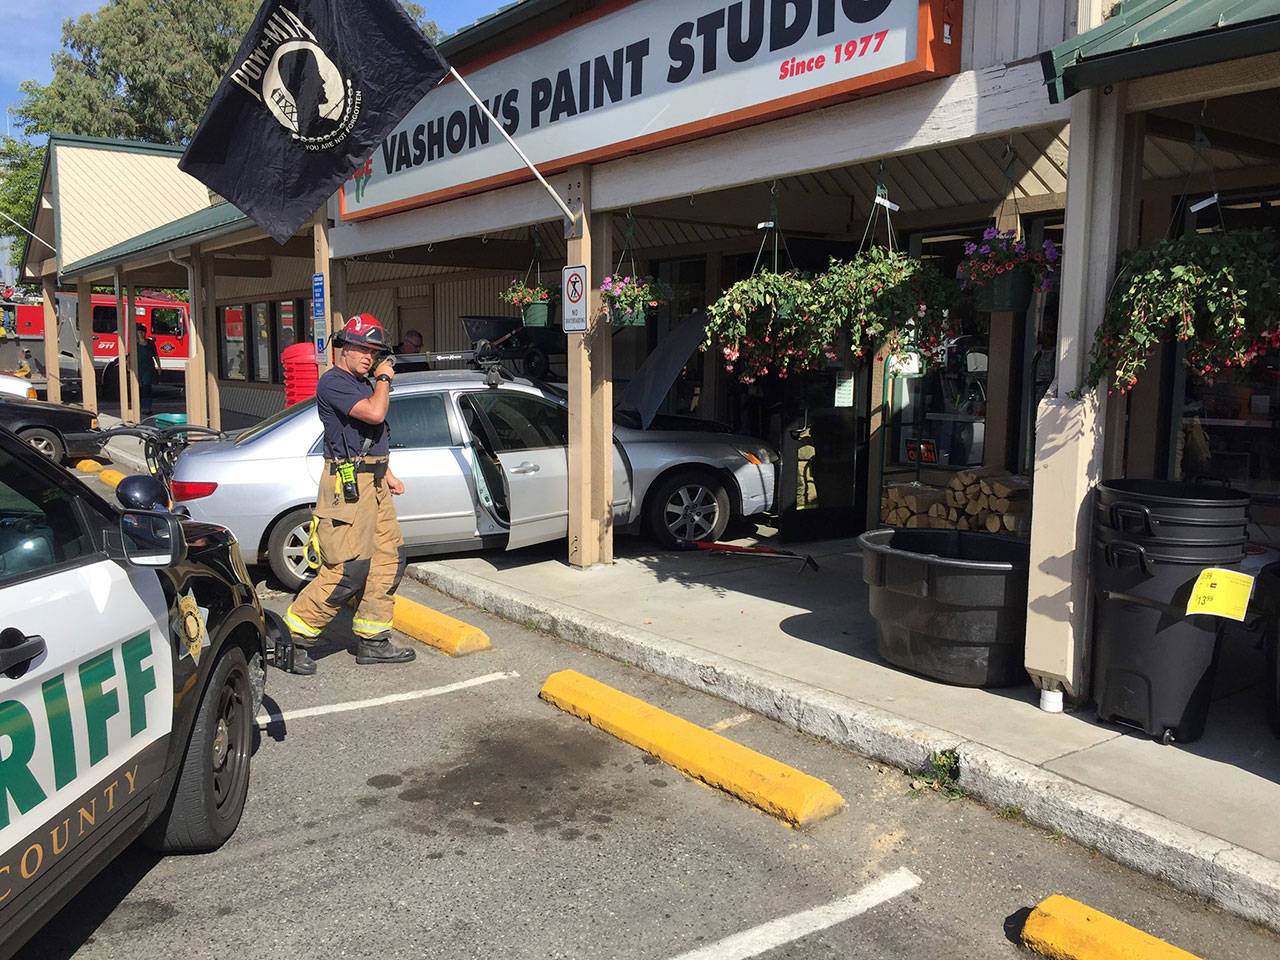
[447,67,576,223]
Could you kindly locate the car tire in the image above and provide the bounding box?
[645,469,730,550]
[148,646,252,853]
[21,427,65,464]
[268,506,318,593]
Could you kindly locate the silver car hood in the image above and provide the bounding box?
[616,312,708,430]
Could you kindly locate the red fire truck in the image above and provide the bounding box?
[2,293,191,393]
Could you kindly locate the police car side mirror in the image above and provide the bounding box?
[120,510,187,568]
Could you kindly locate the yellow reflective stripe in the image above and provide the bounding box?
[284,607,321,638]
[352,618,393,637]
[304,516,322,570]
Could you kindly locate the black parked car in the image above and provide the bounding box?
[0,427,279,959]
[0,396,103,464]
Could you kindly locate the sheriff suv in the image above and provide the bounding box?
[0,428,272,958]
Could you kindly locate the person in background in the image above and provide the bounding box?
[136,323,161,418]
[395,329,423,355]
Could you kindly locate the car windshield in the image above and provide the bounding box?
[235,399,315,445]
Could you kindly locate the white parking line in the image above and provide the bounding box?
[255,671,520,728]
[667,867,922,960]
[707,712,753,732]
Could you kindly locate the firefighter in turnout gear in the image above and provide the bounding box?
[283,314,415,673]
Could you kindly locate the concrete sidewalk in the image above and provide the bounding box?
[406,530,1280,932]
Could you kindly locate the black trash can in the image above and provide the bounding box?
[1255,563,1280,737]
[1091,478,1249,743]
[859,528,1030,687]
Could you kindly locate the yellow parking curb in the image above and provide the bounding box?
[1021,895,1202,960]
[392,595,490,656]
[539,669,845,826]
[97,469,127,489]
[74,459,104,473]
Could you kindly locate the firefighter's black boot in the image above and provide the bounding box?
[356,633,416,664]
[289,646,318,675]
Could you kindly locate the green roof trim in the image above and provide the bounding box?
[438,0,569,61]
[1041,0,1280,104]
[60,203,252,279]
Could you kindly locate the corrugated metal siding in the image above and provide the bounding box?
[54,145,212,267]
[431,274,521,366]
[218,384,287,420]
[962,0,1078,70]
[347,287,396,326]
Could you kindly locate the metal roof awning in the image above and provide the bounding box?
[1041,0,1280,104]
[60,202,252,279]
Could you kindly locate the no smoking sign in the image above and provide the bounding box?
[562,264,588,332]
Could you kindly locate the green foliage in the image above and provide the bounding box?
[957,228,1059,291]
[0,0,438,265]
[917,749,964,800]
[1081,229,1280,394]
[703,270,825,384]
[399,2,443,41]
[500,278,554,308]
[600,273,671,324]
[811,248,955,365]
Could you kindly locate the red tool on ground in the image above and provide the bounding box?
[690,541,820,573]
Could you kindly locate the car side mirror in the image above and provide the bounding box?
[120,510,187,567]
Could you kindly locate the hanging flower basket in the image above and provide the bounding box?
[601,274,670,328]
[811,248,956,368]
[1080,229,1280,395]
[501,278,555,328]
[703,270,822,384]
[973,264,1035,311]
[958,228,1058,313]
[522,301,551,328]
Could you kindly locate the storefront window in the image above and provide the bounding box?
[249,302,271,383]
[221,306,246,381]
[1170,191,1280,512]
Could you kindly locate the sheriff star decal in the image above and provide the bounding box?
[176,589,211,663]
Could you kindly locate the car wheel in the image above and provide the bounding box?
[268,506,318,593]
[148,646,252,853]
[22,427,65,464]
[645,469,730,550]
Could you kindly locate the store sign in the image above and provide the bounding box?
[340,0,960,221]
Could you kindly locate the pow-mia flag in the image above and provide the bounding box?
[180,0,448,243]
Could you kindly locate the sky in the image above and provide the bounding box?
[1,0,504,138]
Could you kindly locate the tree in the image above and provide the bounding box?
[1,0,443,266]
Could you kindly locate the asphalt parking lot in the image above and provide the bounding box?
[15,576,1280,960]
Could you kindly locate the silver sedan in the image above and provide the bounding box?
[171,370,777,590]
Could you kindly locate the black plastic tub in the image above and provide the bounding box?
[1096,479,1249,542]
[858,528,1030,687]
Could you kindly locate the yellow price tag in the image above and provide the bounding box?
[1185,568,1255,621]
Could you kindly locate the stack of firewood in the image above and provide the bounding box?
[881,470,1031,535]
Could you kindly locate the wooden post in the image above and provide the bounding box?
[313,216,333,372]
[76,282,97,414]
[114,270,130,421]
[331,257,348,334]
[564,166,613,568]
[185,247,210,427]
[125,283,140,421]
[41,278,60,404]
[201,254,221,430]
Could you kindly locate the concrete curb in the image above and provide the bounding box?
[406,561,1280,934]
[1021,894,1202,960]
[392,595,490,656]
[540,669,845,826]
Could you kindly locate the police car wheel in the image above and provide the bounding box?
[21,428,64,464]
[148,646,253,853]
[268,506,318,593]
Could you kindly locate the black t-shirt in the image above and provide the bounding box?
[316,366,389,459]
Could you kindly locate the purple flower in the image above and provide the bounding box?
[983,227,999,240]
[963,242,976,255]
[1044,239,1060,262]
[979,244,990,255]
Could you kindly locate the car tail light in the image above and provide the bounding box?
[171,480,217,501]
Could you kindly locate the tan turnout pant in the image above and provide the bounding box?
[285,460,405,643]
